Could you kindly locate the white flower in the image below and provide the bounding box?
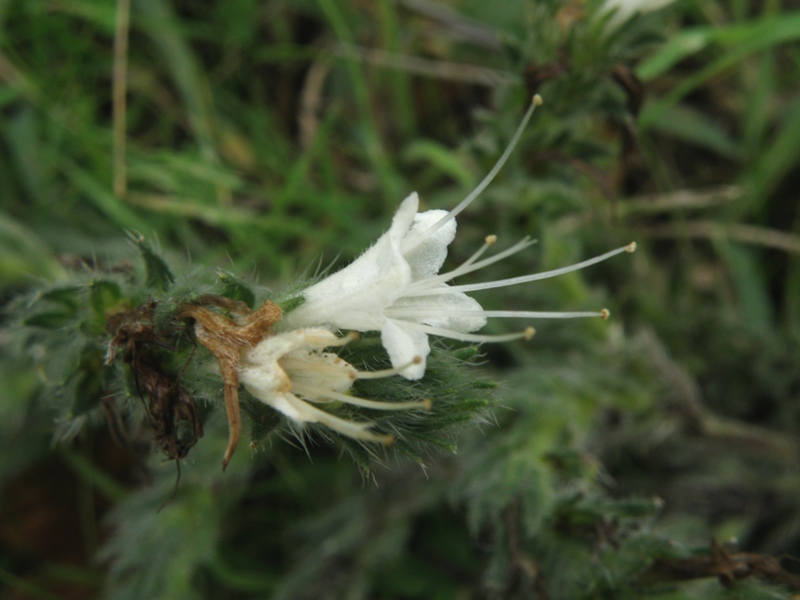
[283,95,635,380]
[239,328,428,442]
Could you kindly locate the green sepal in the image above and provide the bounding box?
[127,231,175,291]
[278,294,305,315]
[217,269,256,308]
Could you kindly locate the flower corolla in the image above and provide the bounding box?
[239,328,428,441]
[283,95,635,380]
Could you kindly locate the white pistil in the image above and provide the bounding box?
[404,94,544,252]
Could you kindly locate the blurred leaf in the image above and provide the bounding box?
[0,211,65,283]
[401,140,475,189]
[649,104,742,161]
[639,13,800,129]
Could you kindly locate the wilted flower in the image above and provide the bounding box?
[284,95,635,379]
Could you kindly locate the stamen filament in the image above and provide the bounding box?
[403,95,543,254]
[445,234,497,277]
[319,331,359,346]
[396,319,535,343]
[282,393,388,442]
[386,309,608,319]
[292,383,430,411]
[407,237,536,294]
[355,356,423,379]
[408,243,635,296]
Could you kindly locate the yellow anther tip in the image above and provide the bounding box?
[343,331,359,342]
[626,241,637,253]
[382,434,396,446]
[533,94,543,106]
[411,355,422,364]
[600,308,610,320]
[422,399,433,411]
[523,326,536,340]
[485,234,498,245]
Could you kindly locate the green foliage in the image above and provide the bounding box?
[2,0,800,599]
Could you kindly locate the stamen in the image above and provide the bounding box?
[403,95,543,253]
[455,234,498,273]
[397,320,535,343]
[601,308,610,320]
[292,382,431,411]
[355,356,423,379]
[387,308,609,320]
[411,243,635,296]
[282,393,388,442]
[407,237,536,294]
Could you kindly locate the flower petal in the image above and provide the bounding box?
[402,209,456,280]
[391,288,487,333]
[282,194,419,332]
[381,317,429,380]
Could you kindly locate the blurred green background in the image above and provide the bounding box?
[2,0,800,598]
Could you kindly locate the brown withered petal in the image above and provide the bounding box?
[178,297,282,470]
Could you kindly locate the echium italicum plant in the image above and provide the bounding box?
[14,95,635,476]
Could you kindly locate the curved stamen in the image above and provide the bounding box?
[403,94,543,254]
[292,383,431,411]
[281,392,389,442]
[405,243,635,296]
[396,320,535,343]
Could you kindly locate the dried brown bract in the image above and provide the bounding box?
[178,296,282,470]
[106,300,203,461]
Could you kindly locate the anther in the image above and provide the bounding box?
[383,434,395,446]
[533,94,543,106]
[422,399,433,411]
[600,308,610,320]
[626,242,637,253]
[523,327,535,340]
[485,234,498,245]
